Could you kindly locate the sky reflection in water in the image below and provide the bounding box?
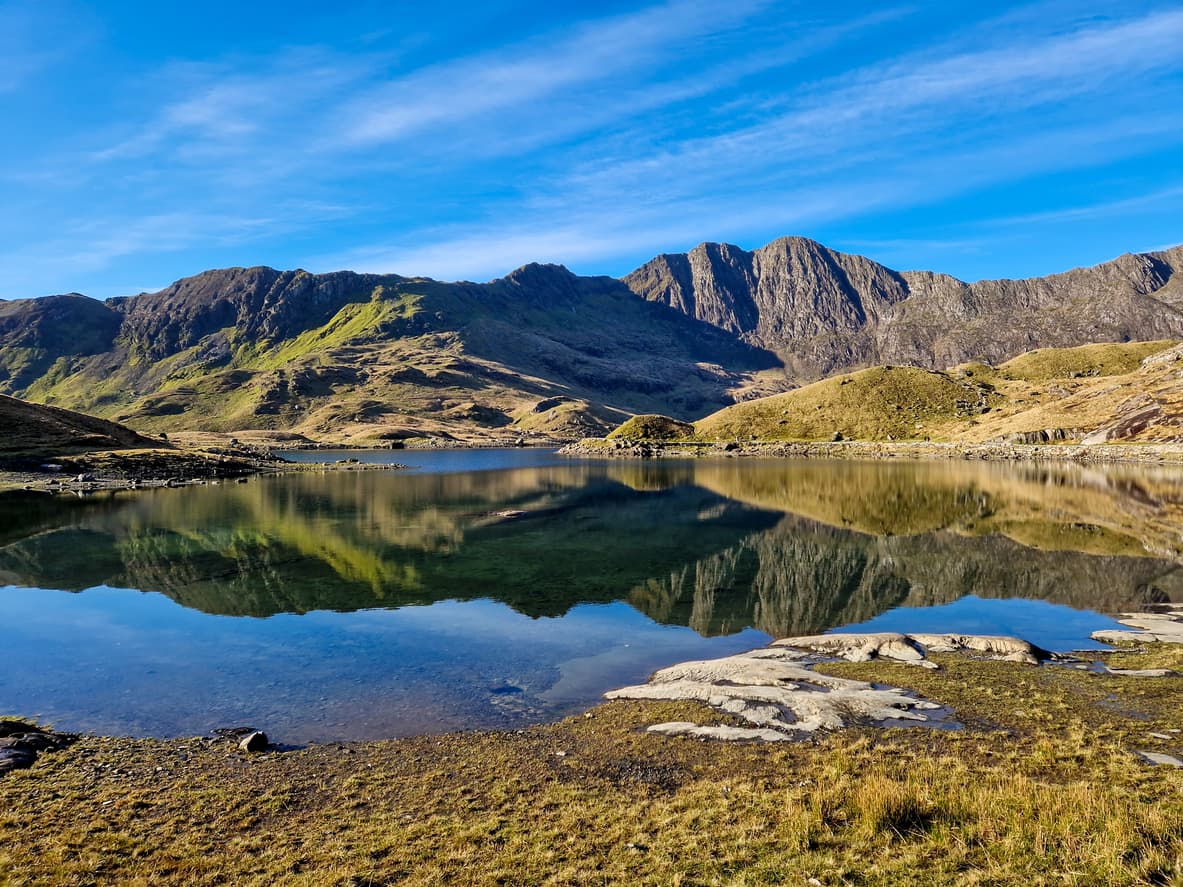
[2,452,1180,741]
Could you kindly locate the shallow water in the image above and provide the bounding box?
[2,452,1181,742]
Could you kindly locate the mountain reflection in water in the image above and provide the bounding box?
[2,457,1181,639]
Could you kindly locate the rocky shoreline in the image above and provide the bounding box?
[559,437,1183,464]
[0,446,410,494]
[608,607,1183,752]
[3,610,1181,884]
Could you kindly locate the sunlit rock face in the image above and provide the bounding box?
[626,237,1183,377]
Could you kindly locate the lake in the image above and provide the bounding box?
[2,450,1181,743]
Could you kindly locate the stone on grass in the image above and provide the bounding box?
[1136,750,1183,768]
[238,731,269,752]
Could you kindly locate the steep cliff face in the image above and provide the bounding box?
[625,239,1183,376]
[625,237,910,370]
[108,267,396,360]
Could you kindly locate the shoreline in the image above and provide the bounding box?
[3,628,1181,884]
[5,609,1178,751]
[0,447,411,494]
[9,436,1183,496]
[4,629,1178,884]
[559,437,1183,465]
[4,442,1183,881]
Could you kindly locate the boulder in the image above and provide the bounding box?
[238,731,269,752]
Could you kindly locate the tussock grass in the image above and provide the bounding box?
[693,365,995,442]
[650,339,1183,445]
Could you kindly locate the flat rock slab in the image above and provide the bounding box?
[1099,666,1178,678]
[607,646,953,741]
[1093,605,1183,645]
[1137,751,1183,768]
[772,632,1047,666]
[0,722,74,776]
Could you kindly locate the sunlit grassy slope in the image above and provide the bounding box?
[683,340,1183,444]
[7,267,787,443]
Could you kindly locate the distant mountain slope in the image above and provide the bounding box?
[2,237,1182,439]
[0,393,157,458]
[624,237,1183,376]
[0,264,782,438]
[0,294,122,393]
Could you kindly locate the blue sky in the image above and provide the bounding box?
[2,0,1181,299]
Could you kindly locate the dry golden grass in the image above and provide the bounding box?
[2,646,1182,885]
[684,340,1183,446]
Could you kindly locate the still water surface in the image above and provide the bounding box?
[3,451,1182,742]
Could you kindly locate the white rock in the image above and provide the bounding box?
[773,631,1044,665]
[647,722,793,742]
[1136,751,1183,767]
[1092,608,1183,645]
[607,648,945,740]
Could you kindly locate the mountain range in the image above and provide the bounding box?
[2,236,1181,440]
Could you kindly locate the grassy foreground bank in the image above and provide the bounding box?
[3,647,1182,885]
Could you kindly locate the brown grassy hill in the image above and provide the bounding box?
[659,340,1183,445]
[0,393,158,458]
[3,238,1182,443]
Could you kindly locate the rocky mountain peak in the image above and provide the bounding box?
[494,262,591,305]
[625,236,1183,377]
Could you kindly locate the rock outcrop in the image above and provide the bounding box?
[1092,604,1183,644]
[606,645,950,740]
[625,238,1183,377]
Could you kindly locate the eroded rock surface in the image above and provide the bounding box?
[772,632,1048,666]
[606,646,950,741]
[0,721,74,776]
[1092,604,1183,644]
[608,632,1059,742]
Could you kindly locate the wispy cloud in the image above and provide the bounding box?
[547,8,1183,205]
[324,9,1183,281]
[0,1,96,93]
[337,0,772,147]
[91,49,376,164]
[3,2,1182,295]
[971,185,1183,228]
